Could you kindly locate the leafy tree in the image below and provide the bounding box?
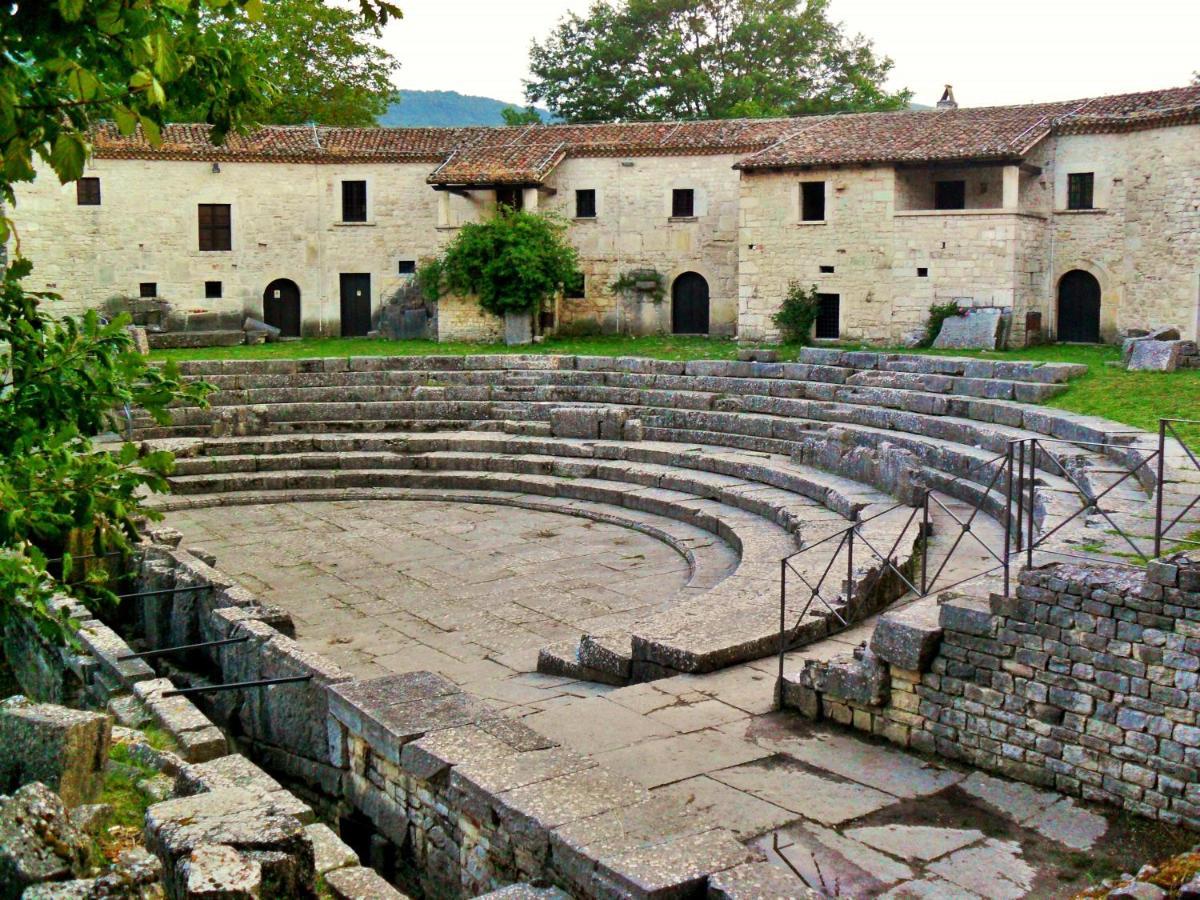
[0,0,399,642]
[501,105,545,126]
[771,281,821,344]
[421,210,580,316]
[525,0,910,123]
[170,0,402,127]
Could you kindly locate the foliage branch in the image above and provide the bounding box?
[525,0,910,122]
[609,268,667,304]
[418,209,581,316]
[771,280,822,344]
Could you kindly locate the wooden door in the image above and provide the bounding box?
[340,273,372,337]
[262,279,301,337]
[1057,270,1101,343]
[671,272,709,334]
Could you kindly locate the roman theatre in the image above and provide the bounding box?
[118,347,1200,897]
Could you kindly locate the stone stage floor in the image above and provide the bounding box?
[167,500,1191,899]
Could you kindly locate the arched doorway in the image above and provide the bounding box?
[262,279,301,337]
[671,272,709,335]
[1057,270,1101,343]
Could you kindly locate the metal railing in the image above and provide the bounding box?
[777,418,1200,690]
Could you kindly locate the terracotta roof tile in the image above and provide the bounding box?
[736,86,1200,171]
[89,86,1200,180]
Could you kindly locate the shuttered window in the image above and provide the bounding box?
[198,204,231,251]
[76,178,101,206]
[671,189,695,218]
[1067,173,1094,210]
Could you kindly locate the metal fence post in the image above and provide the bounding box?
[1003,443,1014,597]
[778,558,787,709]
[1155,418,1167,560]
[1015,440,1025,553]
[1027,439,1037,570]
[921,490,930,595]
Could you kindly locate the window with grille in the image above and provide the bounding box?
[933,180,966,210]
[575,189,596,219]
[671,189,695,218]
[801,181,826,221]
[198,204,231,251]
[76,177,101,206]
[1067,173,1094,210]
[815,293,840,339]
[342,180,367,222]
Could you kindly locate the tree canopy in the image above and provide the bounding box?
[169,0,402,127]
[0,0,399,641]
[524,0,910,123]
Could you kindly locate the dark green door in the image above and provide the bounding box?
[340,273,372,337]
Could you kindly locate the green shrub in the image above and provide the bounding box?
[919,301,964,348]
[418,210,580,316]
[609,269,666,304]
[772,281,822,344]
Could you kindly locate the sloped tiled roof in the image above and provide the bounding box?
[89,85,1200,181]
[736,85,1200,171]
[90,122,484,163]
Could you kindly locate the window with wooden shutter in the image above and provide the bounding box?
[1067,173,1094,210]
[76,177,101,206]
[198,204,231,251]
[342,180,367,222]
[671,189,695,218]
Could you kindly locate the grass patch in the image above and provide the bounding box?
[89,740,162,867]
[150,336,1200,439]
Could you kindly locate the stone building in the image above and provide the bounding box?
[7,85,1200,344]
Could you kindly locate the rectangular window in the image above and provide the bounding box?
[1067,172,1094,210]
[139,282,157,298]
[671,188,695,218]
[575,189,596,219]
[801,181,826,221]
[205,280,222,299]
[76,177,101,206]
[495,186,524,210]
[819,265,834,274]
[397,260,416,275]
[815,293,840,339]
[917,267,929,278]
[198,204,231,251]
[342,180,367,222]
[933,180,966,210]
[565,272,585,299]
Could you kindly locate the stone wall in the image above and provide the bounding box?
[785,552,1200,828]
[1050,125,1200,341]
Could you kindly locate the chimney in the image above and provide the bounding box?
[937,85,958,110]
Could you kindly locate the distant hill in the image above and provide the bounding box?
[378,90,935,128]
[379,90,553,127]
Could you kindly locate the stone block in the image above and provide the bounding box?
[939,598,997,638]
[178,843,262,898]
[304,823,359,875]
[324,866,411,899]
[0,698,110,806]
[808,648,890,707]
[871,604,943,671]
[932,308,1007,350]
[145,789,314,899]
[0,782,89,899]
[1128,341,1182,372]
[549,407,600,439]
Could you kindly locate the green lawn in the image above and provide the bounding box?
[151,336,1200,439]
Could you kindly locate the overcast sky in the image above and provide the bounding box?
[381,0,1199,109]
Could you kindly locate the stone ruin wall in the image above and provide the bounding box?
[787,553,1200,829]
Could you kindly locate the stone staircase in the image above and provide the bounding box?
[135,350,1182,684]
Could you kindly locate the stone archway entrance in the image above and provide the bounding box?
[262,278,301,337]
[671,272,709,335]
[1057,270,1101,343]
